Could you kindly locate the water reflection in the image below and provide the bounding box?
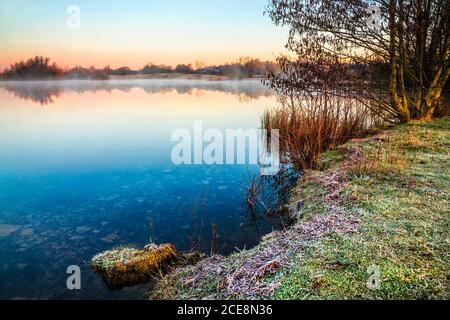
[0,79,273,105]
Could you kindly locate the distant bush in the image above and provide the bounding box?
[3,56,63,80]
[175,64,194,74]
[214,58,280,79]
[109,66,138,76]
[141,64,174,74]
[63,66,109,80]
[0,57,111,80]
[141,58,279,79]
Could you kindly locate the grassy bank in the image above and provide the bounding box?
[150,117,449,300]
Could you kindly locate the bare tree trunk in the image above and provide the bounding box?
[413,0,426,117]
[422,57,450,119]
[398,0,409,117]
[389,0,410,122]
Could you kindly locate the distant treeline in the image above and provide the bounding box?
[4,56,437,91]
[0,56,280,80]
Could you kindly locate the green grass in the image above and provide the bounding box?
[274,117,449,299]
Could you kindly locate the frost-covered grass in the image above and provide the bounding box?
[275,117,449,299]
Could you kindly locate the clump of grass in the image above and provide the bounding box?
[350,140,408,176]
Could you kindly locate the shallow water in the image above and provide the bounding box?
[0,79,288,299]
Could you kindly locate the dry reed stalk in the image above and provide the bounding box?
[263,94,377,170]
[210,224,218,256]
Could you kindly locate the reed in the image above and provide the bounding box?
[210,224,218,257]
[262,93,377,170]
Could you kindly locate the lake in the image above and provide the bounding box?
[0,79,294,299]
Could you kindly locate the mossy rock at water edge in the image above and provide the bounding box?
[91,243,177,289]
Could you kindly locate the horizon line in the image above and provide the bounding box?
[0,55,281,73]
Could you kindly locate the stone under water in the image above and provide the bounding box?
[0,225,21,238]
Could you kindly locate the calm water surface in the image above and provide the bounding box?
[0,79,289,299]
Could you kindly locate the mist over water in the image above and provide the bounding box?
[0,79,274,105]
[0,79,292,299]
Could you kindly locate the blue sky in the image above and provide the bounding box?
[0,0,288,69]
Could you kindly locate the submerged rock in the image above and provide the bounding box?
[100,232,119,243]
[0,224,21,238]
[75,226,91,234]
[20,228,33,237]
[91,243,177,289]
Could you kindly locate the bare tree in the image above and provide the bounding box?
[266,0,450,122]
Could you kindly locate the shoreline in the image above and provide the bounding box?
[149,117,450,300]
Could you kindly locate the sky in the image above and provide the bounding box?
[0,0,288,71]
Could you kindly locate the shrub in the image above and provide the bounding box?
[262,94,378,170]
[3,56,63,80]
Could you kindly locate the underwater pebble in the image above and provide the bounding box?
[20,228,33,237]
[16,263,28,270]
[0,224,22,238]
[76,226,91,234]
[101,233,119,243]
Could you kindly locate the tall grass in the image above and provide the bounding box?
[262,93,379,170]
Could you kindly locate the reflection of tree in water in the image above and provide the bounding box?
[1,85,63,105]
[0,80,274,105]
